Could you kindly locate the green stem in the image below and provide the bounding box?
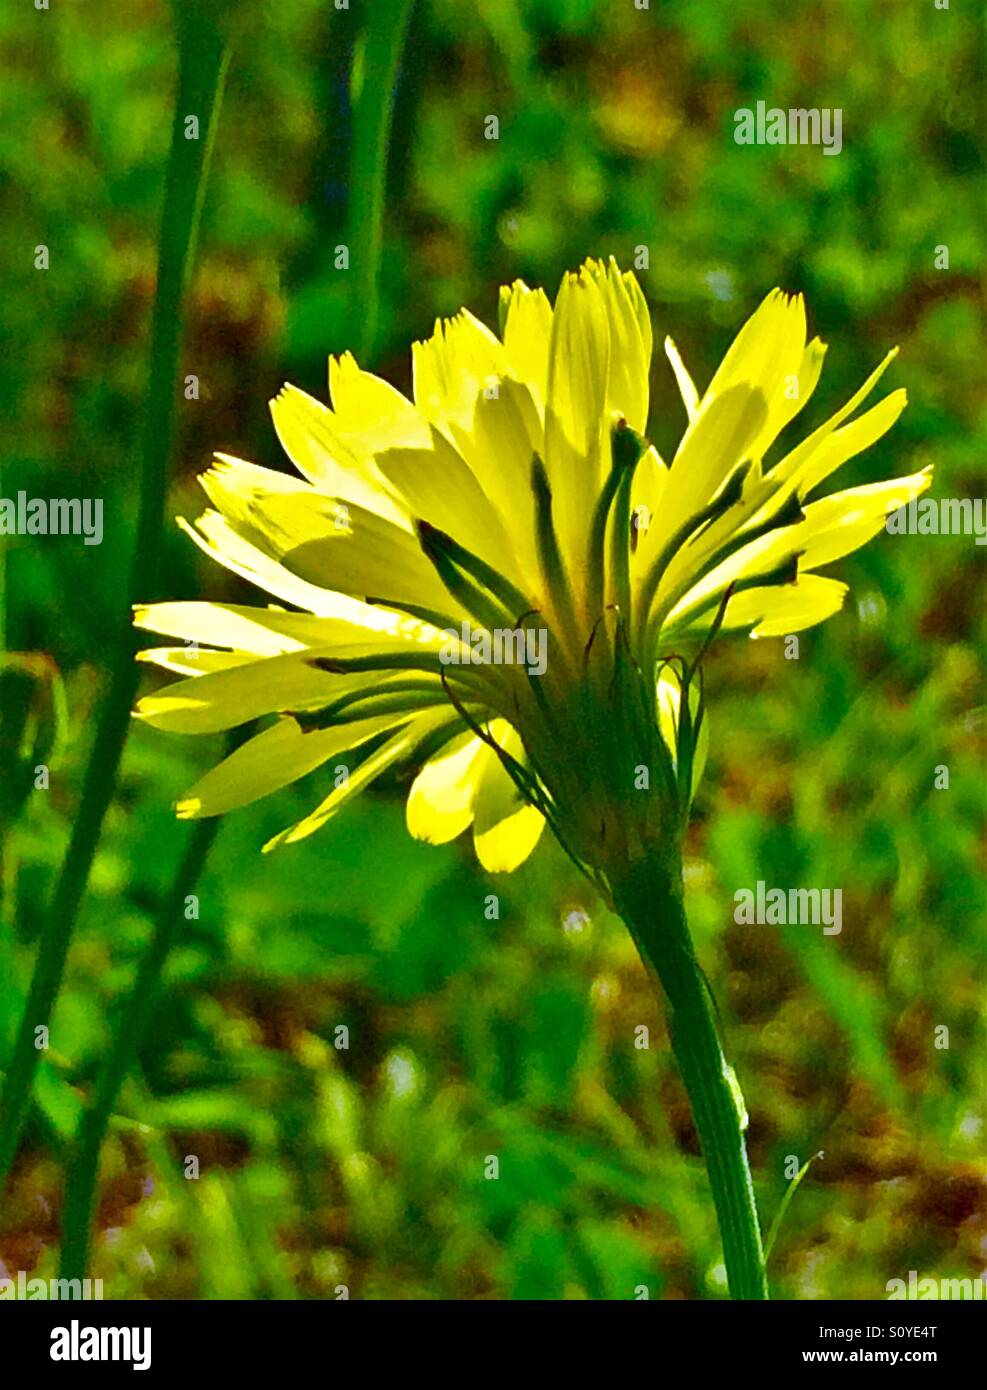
[348,0,415,362]
[0,12,230,1198]
[611,852,768,1300]
[59,816,219,1281]
[0,458,7,655]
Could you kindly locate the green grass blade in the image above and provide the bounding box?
[0,7,231,1198]
[59,816,220,1281]
[764,1151,823,1266]
[348,0,415,362]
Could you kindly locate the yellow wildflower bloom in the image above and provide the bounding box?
[134,259,929,882]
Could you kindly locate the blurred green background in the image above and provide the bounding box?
[1,0,984,1299]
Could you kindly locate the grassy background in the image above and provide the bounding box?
[1,0,984,1299]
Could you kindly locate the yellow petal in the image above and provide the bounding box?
[657,361,903,608]
[178,511,355,618]
[788,390,908,499]
[499,280,553,408]
[177,510,448,634]
[767,336,828,446]
[405,731,488,844]
[135,593,444,656]
[704,289,806,411]
[263,708,455,851]
[269,385,408,527]
[766,347,901,496]
[177,715,395,818]
[412,309,506,430]
[675,467,931,617]
[199,461,339,554]
[329,351,431,452]
[134,644,367,733]
[136,647,255,677]
[678,289,808,473]
[135,617,451,733]
[474,798,544,873]
[471,722,545,872]
[798,470,932,571]
[724,574,848,637]
[246,493,464,617]
[543,267,611,566]
[664,337,699,421]
[133,601,338,655]
[661,383,768,537]
[629,445,671,582]
[446,378,543,589]
[374,426,514,575]
[582,257,652,432]
[200,456,438,608]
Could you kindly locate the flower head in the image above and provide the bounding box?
[134,259,929,886]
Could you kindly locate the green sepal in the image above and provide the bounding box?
[291,678,451,729]
[661,552,802,642]
[417,520,531,622]
[531,453,581,650]
[636,458,753,648]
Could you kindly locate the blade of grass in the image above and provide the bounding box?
[0,3,232,1197]
[59,814,220,1281]
[0,460,6,656]
[764,1151,823,1266]
[348,0,415,362]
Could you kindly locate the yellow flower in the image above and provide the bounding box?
[134,259,929,882]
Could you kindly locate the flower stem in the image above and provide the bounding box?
[0,10,230,1198]
[611,852,769,1300]
[59,816,219,1283]
[348,0,415,362]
